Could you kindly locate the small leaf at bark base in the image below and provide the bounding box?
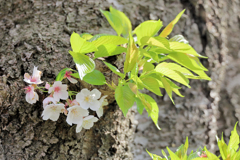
[124,33,139,73]
[115,84,135,117]
[103,61,125,78]
[159,9,185,38]
[56,68,72,81]
[204,146,219,160]
[94,44,126,58]
[91,35,128,47]
[83,70,106,85]
[139,93,161,130]
[69,51,95,80]
[167,147,181,160]
[70,72,80,79]
[227,122,239,153]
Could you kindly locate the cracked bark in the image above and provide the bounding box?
[0,0,240,160]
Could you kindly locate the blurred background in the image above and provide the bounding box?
[1,0,240,159]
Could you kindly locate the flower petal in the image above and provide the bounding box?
[67,77,78,84]
[91,89,101,100]
[81,88,91,95]
[89,100,101,111]
[96,106,103,118]
[76,125,83,133]
[60,91,68,100]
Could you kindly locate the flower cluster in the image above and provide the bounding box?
[24,66,108,133]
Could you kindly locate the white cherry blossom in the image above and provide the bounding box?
[76,115,98,133]
[25,85,39,104]
[41,103,65,121]
[64,71,78,84]
[48,81,68,102]
[66,105,89,126]
[24,66,43,85]
[76,89,101,111]
[43,97,56,108]
[96,95,108,118]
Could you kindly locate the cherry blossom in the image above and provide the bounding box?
[48,81,68,102]
[41,103,65,121]
[96,95,108,118]
[43,97,56,108]
[76,89,101,111]
[25,85,39,104]
[24,66,43,85]
[64,71,78,84]
[66,105,89,126]
[45,82,50,89]
[76,115,98,133]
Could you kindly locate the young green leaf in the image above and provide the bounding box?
[167,147,181,160]
[140,36,170,52]
[70,32,97,54]
[109,6,132,37]
[103,61,125,78]
[204,146,219,160]
[83,70,106,85]
[161,77,174,104]
[160,9,185,38]
[147,150,166,160]
[124,33,139,73]
[227,122,239,153]
[135,97,145,115]
[155,63,190,88]
[69,51,95,80]
[139,93,161,130]
[94,44,126,59]
[217,133,228,159]
[133,20,163,45]
[115,84,135,117]
[140,76,162,96]
[80,33,93,40]
[91,35,128,47]
[169,35,189,44]
[170,42,207,58]
[100,9,123,36]
[70,72,80,79]
[167,52,207,71]
[56,68,72,81]
[143,62,155,73]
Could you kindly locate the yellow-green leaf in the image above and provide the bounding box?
[160,9,185,38]
[124,34,139,73]
[70,32,97,54]
[134,20,163,45]
[91,35,128,47]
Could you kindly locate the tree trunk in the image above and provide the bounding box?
[0,0,240,160]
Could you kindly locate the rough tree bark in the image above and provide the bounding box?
[0,0,240,160]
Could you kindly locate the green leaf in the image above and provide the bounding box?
[146,150,166,160]
[91,35,128,47]
[56,68,72,81]
[167,147,181,160]
[82,70,106,85]
[100,7,131,37]
[109,6,132,37]
[124,33,139,73]
[115,84,135,117]
[140,36,170,52]
[140,76,162,96]
[80,33,93,40]
[70,32,98,54]
[139,93,161,130]
[130,63,139,78]
[143,62,155,73]
[160,9,185,38]
[103,61,125,78]
[228,122,239,153]
[94,44,126,59]
[69,51,95,80]
[70,72,80,79]
[169,35,189,44]
[204,146,219,160]
[217,133,228,159]
[167,52,207,72]
[191,69,211,80]
[135,97,145,115]
[170,42,207,58]
[133,20,163,45]
[155,63,190,88]
[161,77,174,104]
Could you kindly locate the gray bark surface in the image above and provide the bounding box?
[0,0,240,160]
